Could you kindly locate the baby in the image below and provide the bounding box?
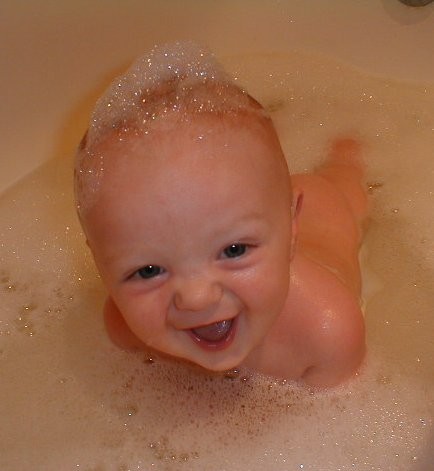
[75,42,367,388]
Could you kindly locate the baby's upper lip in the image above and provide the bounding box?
[181,315,237,332]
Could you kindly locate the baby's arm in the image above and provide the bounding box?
[292,138,368,296]
[315,138,368,226]
[291,255,366,388]
[289,138,368,387]
[302,300,365,388]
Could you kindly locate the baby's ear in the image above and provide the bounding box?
[290,188,303,260]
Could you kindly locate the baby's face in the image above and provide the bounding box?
[85,115,294,371]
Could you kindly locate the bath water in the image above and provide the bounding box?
[0,51,433,470]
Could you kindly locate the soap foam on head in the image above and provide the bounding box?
[74,41,266,217]
[86,40,237,139]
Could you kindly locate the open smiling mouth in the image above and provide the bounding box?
[189,317,237,350]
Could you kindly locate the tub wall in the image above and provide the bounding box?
[1,0,433,193]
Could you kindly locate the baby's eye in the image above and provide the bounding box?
[136,265,164,279]
[223,243,247,259]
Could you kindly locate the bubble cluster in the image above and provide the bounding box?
[74,41,266,217]
[87,41,243,139]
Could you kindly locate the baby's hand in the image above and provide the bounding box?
[327,137,364,170]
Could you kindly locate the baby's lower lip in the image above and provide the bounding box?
[188,316,237,351]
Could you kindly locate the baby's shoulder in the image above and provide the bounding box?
[286,254,365,387]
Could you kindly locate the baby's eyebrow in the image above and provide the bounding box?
[235,213,269,225]
[218,215,270,238]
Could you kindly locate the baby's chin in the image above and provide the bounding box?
[182,342,251,374]
[191,354,244,374]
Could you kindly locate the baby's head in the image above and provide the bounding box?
[75,42,297,372]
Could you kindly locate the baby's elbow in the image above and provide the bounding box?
[334,315,366,384]
[303,307,366,388]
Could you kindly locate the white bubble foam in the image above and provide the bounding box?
[87,41,231,140]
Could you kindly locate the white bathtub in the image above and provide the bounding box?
[1,1,433,469]
[2,0,433,192]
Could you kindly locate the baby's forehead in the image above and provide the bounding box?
[78,112,291,239]
[102,110,282,174]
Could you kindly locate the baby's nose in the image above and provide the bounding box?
[173,276,223,313]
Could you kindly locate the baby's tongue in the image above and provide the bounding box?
[192,320,232,343]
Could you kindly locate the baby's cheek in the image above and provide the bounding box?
[115,294,163,341]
